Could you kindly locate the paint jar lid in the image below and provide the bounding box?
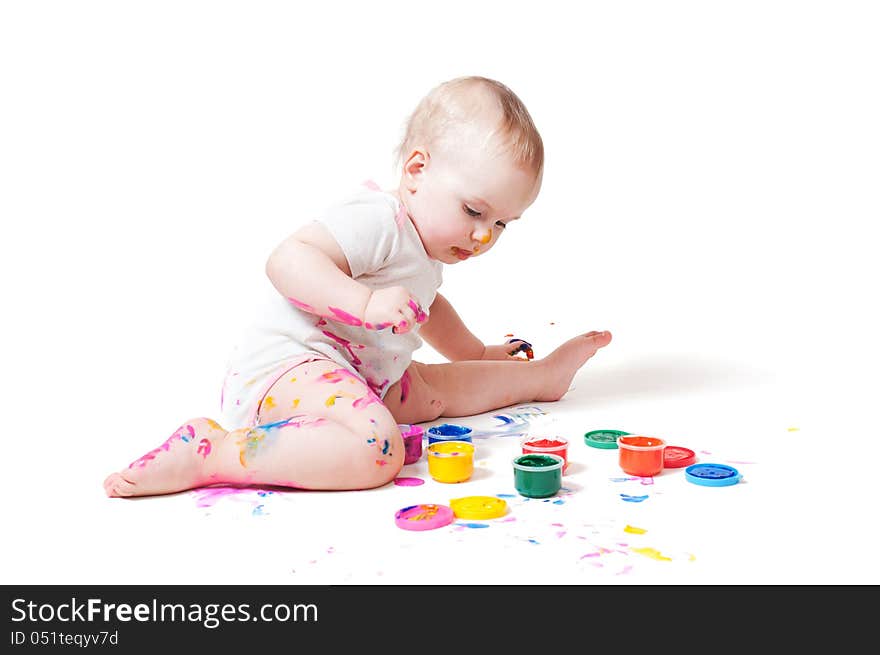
[394,504,454,531]
[684,463,742,487]
[450,496,508,520]
[584,429,629,449]
[664,446,697,468]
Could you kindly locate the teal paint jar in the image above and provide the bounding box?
[512,454,564,498]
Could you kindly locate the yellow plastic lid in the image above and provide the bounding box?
[449,496,508,520]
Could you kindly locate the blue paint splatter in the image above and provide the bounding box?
[496,493,516,498]
[457,522,490,529]
[620,494,649,503]
[382,439,390,455]
[253,505,266,516]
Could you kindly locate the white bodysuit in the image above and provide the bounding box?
[219,182,443,430]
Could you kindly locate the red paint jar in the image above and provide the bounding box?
[617,435,666,477]
[521,436,569,472]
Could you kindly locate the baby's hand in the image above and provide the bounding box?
[364,287,428,334]
[482,338,534,361]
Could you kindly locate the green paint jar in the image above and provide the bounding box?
[512,454,564,498]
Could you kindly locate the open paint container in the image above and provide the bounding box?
[617,435,666,477]
[427,423,473,445]
[512,453,564,498]
[427,440,475,483]
[521,436,569,472]
[398,424,425,465]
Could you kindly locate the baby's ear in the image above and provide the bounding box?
[403,147,429,190]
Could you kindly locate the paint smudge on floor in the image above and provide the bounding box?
[393,477,425,486]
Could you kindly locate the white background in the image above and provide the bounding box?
[1,1,878,584]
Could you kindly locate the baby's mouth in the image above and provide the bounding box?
[451,247,472,260]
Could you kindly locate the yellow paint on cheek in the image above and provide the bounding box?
[479,233,491,244]
[630,547,673,562]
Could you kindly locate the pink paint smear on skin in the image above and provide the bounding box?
[129,423,195,469]
[287,297,316,313]
[196,439,212,458]
[320,369,363,385]
[328,306,363,327]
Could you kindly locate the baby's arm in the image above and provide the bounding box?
[266,223,423,332]
[419,293,534,362]
[418,293,485,361]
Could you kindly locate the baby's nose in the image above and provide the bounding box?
[472,227,493,244]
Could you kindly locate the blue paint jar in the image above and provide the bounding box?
[427,423,473,445]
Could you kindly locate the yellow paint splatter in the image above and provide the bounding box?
[263,396,276,410]
[630,547,672,562]
[624,524,647,535]
[206,418,223,430]
[325,395,337,407]
[289,376,297,383]
[291,398,300,409]
[787,427,800,432]
[237,428,266,467]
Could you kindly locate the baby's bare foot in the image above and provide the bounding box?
[104,418,226,498]
[534,331,612,401]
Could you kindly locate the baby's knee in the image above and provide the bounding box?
[386,364,445,423]
[358,422,405,488]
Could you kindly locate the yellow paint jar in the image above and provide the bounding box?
[427,440,475,483]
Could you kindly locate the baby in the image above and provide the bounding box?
[104,76,612,498]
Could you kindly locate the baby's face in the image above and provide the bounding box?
[401,142,540,265]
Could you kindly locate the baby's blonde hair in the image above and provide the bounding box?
[396,76,544,177]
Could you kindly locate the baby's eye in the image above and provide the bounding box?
[463,205,481,217]
[495,220,507,229]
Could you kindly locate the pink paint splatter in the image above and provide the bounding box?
[328,306,364,326]
[197,439,212,458]
[320,368,363,385]
[399,370,411,404]
[408,300,428,323]
[129,423,196,469]
[321,330,364,366]
[393,477,425,486]
[192,486,247,508]
[352,395,382,410]
[287,297,316,313]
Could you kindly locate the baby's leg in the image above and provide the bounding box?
[384,331,612,424]
[104,359,404,497]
